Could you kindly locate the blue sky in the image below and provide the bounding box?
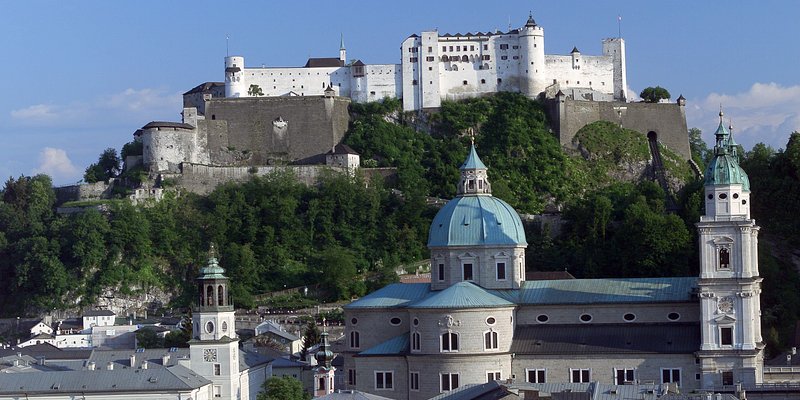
[1,1,798,185]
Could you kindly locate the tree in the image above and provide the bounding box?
[248,84,264,97]
[688,128,710,167]
[135,328,163,348]
[300,320,321,361]
[84,148,121,183]
[639,86,671,103]
[258,376,309,400]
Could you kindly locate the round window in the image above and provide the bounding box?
[719,193,728,199]
[536,314,549,323]
[412,318,419,326]
[733,193,739,199]
[206,321,215,333]
[707,194,713,200]
[350,318,358,325]
[579,314,592,323]
[668,312,680,321]
[486,317,496,325]
[222,321,228,332]
[623,313,636,322]
[742,199,747,205]
[390,317,402,326]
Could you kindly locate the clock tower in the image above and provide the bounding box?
[190,246,240,399]
[696,112,764,388]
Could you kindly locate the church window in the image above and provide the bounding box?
[206,285,214,306]
[222,321,228,332]
[623,313,636,322]
[318,377,326,390]
[536,314,549,323]
[484,330,498,350]
[441,55,448,62]
[486,317,496,325]
[349,331,360,348]
[742,199,747,205]
[579,314,592,323]
[571,368,591,383]
[668,312,681,321]
[496,262,506,280]
[426,56,435,62]
[661,368,681,386]
[410,57,418,63]
[487,371,501,382]
[375,371,394,390]
[413,318,419,326]
[214,363,221,376]
[721,327,733,346]
[206,321,214,333]
[438,264,445,281]
[351,318,358,325]
[348,369,356,385]
[733,193,739,199]
[512,45,519,49]
[441,332,459,352]
[217,285,224,306]
[410,371,420,391]
[722,371,734,385]
[440,373,459,392]
[411,331,421,351]
[615,368,635,384]
[719,193,728,199]
[390,317,402,326]
[708,194,714,199]
[719,248,730,269]
[463,263,473,281]
[527,369,546,383]
[513,56,519,60]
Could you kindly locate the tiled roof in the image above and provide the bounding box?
[344,283,430,309]
[305,58,344,68]
[498,277,698,305]
[511,323,700,355]
[357,334,408,356]
[409,282,514,309]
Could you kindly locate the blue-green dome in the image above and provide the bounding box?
[198,256,227,279]
[704,153,750,192]
[428,196,527,247]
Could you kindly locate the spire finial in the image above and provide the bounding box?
[208,242,217,260]
[340,33,345,50]
[719,104,724,119]
[468,127,475,145]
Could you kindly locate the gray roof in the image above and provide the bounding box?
[511,323,700,355]
[83,309,116,317]
[0,343,91,361]
[183,81,225,95]
[317,390,394,400]
[305,58,344,68]
[88,347,188,369]
[141,121,195,130]
[345,283,431,309]
[509,382,667,400]
[240,349,272,370]
[327,143,359,155]
[500,277,699,305]
[0,365,210,395]
[256,320,300,341]
[428,381,517,400]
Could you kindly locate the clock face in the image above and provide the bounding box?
[203,348,218,362]
[718,297,734,313]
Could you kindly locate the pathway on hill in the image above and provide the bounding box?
[648,135,679,211]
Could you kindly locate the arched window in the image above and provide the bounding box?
[350,331,360,348]
[484,330,498,350]
[452,65,459,71]
[441,332,459,352]
[441,55,448,62]
[217,285,224,306]
[199,285,204,306]
[222,321,228,332]
[206,285,214,306]
[461,55,468,62]
[719,248,730,269]
[411,331,421,351]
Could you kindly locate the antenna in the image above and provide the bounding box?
[508,15,512,31]
[226,34,230,57]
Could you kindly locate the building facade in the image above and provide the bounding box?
[222,14,626,111]
[341,114,763,399]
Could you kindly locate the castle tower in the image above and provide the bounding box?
[602,38,627,101]
[696,110,763,388]
[224,56,246,97]
[189,246,240,399]
[339,34,346,64]
[313,324,336,397]
[428,144,527,290]
[518,13,546,98]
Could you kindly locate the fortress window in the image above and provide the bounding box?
[513,45,519,49]
[426,56,435,62]
[708,194,714,200]
[482,55,491,60]
[461,55,468,62]
[484,44,488,50]
[441,55,448,62]
[733,193,739,199]
[719,248,730,269]
[553,79,557,84]
[211,115,216,120]
[470,45,475,51]
[571,369,591,383]
[527,369,546,383]
[442,46,447,52]
[412,80,418,85]
[375,371,394,390]
[463,80,468,86]
[428,46,432,53]
[441,332,459,352]
[742,199,747,205]
[661,368,680,385]
[456,46,461,51]
[217,285,224,306]
[513,56,519,60]
[497,78,502,84]
[390,317,402,326]
[501,56,508,60]
[577,81,580,85]
[496,262,506,280]
[410,371,420,391]
[481,79,486,84]
[351,318,358,325]
[623,313,636,322]
[441,373,459,392]
[449,46,453,52]
[409,57,418,63]
[500,44,508,50]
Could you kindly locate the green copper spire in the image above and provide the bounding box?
[460,143,487,170]
[704,110,750,192]
[198,243,226,279]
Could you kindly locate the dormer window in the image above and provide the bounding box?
[468,180,475,190]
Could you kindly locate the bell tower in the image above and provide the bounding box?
[190,245,240,400]
[313,322,336,397]
[696,110,763,389]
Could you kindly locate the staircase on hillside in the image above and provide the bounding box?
[647,133,678,211]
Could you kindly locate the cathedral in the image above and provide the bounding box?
[340,112,764,399]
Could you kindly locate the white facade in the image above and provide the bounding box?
[223,14,626,111]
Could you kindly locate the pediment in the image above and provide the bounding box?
[712,237,734,245]
[713,314,736,324]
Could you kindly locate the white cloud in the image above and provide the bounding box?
[33,147,81,183]
[9,87,181,126]
[686,82,800,150]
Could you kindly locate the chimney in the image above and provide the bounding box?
[38,356,46,366]
[162,354,170,365]
[87,361,96,371]
[107,362,114,370]
[141,360,148,370]
[129,354,136,368]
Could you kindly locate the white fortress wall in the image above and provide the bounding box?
[352,64,402,103]
[238,66,351,97]
[544,54,614,95]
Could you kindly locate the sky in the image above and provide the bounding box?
[1,1,798,185]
